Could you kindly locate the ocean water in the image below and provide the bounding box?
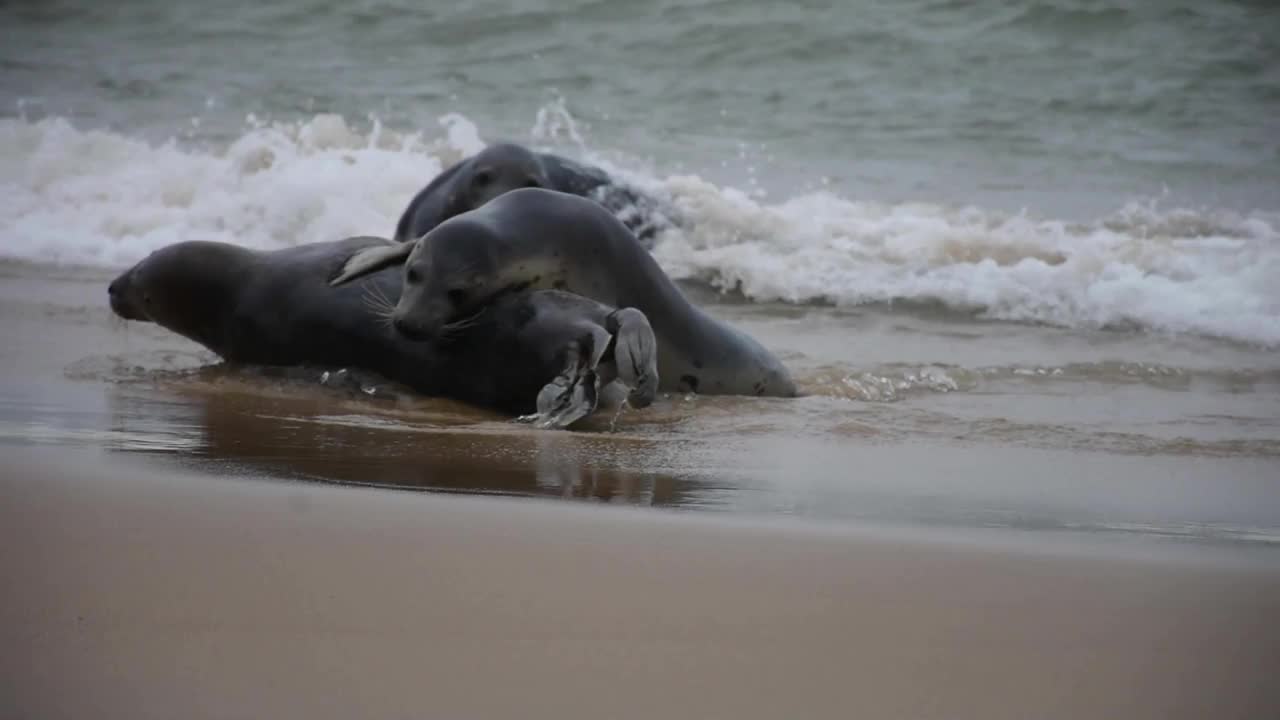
[3,0,1279,344]
[2,0,1279,539]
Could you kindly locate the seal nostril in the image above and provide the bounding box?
[394,317,426,340]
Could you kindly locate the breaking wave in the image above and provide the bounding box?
[2,108,1277,346]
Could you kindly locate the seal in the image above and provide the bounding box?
[107,238,659,424]
[394,142,675,246]
[332,188,797,398]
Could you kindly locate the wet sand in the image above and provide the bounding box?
[4,263,1279,537]
[4,447,1279,720]
[3,263,1280,718]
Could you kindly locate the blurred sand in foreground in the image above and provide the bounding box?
[3,449,1277,720]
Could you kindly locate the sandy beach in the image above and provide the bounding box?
[4,447,1278,720]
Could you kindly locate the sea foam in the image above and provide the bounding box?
[2,111,1277,346]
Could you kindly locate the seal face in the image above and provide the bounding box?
[107,238,659,423]
[335,188,797,398]
[394,142,676,245]
[108,241,249,352]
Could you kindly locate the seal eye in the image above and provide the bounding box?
[406,268,421,285]
[473,170,492,187]
[447,288,468,305]
[522,179,540,189]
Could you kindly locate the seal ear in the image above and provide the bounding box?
[330,243,414,286]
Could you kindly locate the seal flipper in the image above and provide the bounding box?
[330,242,414,286]
[520,326,612,430]
[606,307,660,408]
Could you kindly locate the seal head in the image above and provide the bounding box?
[395,143,549,243]
[108,241,246,348]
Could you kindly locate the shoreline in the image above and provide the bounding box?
[2,264,1279,543]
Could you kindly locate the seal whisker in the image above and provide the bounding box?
[360,289,398,331]
[375,282,398,307]
[361,285,397,319]
[438,305,491,339]
[442,318,481,332]
[442,306,487,331]
[361,297,393,316]
[365,282,397,310]
[362,299,396,326]
[377,308,397,329]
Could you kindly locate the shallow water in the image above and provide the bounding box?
[2,266,1278,547]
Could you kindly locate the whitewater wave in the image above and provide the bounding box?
[2,111,1278,346]
[654,181,1280,347]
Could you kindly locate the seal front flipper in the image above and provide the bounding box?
[605,307,659,408]
[330,242,413,286]
[523,326,612,430]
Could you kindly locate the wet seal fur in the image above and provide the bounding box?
[333,188,796,398]
[395,142,676,246]
[108,238,658,420]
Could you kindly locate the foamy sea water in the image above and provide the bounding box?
[3,109,1278,347]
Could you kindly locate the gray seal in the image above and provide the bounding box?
[107,238,658,425]
[333,188,796,397]
[395,142,676,246]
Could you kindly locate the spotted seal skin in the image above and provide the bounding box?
[334,188,796,398]
[394,142,676,246]
[107,238,658,419]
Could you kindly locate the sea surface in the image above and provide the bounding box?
[2,0,1279,544]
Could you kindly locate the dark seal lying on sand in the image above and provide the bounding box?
[108,237,658,425]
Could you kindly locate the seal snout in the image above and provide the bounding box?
[393,315,431,341]
[107,273,144,320]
